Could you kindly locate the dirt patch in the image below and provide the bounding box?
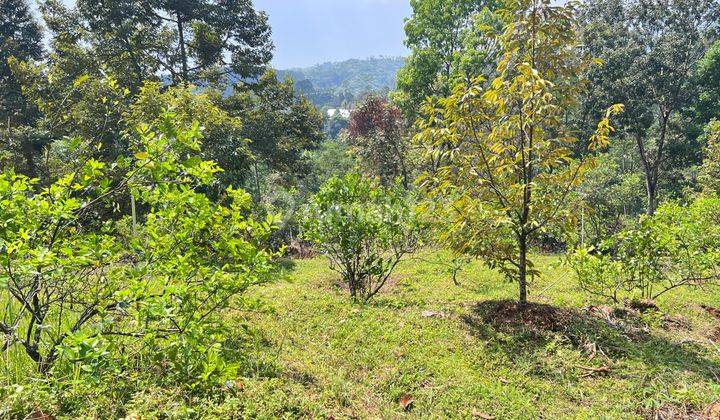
[466,300,658,349]
[702,400,720,419]
[648,404,695,419]
[586,304,694,337]
[646,400,720,420]
[702,305,720,321]
[469,300,578,333]
[587,304,634,320]
[627,299,660,313]
[282,365,317,388]
[709,327,720,343]
[471,301,689,339]
[663,314,693,331]
[701,305,720,342]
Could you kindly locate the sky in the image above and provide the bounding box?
[253,0,412,69]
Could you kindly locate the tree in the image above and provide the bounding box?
[0,0,45,177]
[0,112,278,375]
[348,95,411,188]
[0,0,43,124]
[68,0,273,88]
[570,196,720,303]
[416,0,622,304]
[579,0,720,214]
[301,174,420,303]
[9,59,131,179]
[393,0,500,119]
[127,82,252,194]
[325,112,349,140]
[224,71,325,196]
[696,40,720,125]
[576,140,647,245]
[699,120,720,194]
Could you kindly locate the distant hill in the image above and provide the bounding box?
[278,57,405,109]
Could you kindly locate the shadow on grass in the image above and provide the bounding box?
[226,321,321,389]
[463,300,720,383]
[274,257,297,273]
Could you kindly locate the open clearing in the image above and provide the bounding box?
[225,250,720,419]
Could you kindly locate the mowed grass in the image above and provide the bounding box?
[233,249,720,419]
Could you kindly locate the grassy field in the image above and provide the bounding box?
[231,250,720,419]
[2,250,720,419]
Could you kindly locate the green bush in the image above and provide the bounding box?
[301,173,420,302]
[569,195,720,303]
[0,111,279,388]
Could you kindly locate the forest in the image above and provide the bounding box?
[279,57,406,109]
[1,0,720,418]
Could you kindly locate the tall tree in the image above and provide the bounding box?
[579,0,720,214]
[0,0,43,124]
[393,0,500,119]
[699,120,720,194]
[417,0,621,304]
[126,82,251,194]
[224,71,325,196]
[0,0,45,178]
[348,95,411,188]
[73,0,273,88]
[696,40,720,125]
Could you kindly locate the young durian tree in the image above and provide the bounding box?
[416,0,622,304]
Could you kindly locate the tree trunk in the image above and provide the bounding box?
[176,14,189,82]
[253,162,262,202]
[21,138,38,179]
[518,233,528,305]
[646,178,657,216]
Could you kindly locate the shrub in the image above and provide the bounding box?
[301,173,420,302]
[0,112,279,386]
[569,196,720,303]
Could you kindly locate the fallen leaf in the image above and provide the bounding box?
[702,399,720,419]
[422,310,446,318]
[23,412,54,420]
[399,393,414,411]
[472,408,496,419]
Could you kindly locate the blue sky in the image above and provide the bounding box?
[46,0,411,69]
[253,0,412,69]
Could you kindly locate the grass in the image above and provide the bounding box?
[2,249,719,418]
[233,249,720,419]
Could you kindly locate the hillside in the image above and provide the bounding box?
[233,251,720,418]
[26,250,718,417]
[278,57,406,109]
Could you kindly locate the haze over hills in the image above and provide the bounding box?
[278,56,406,109]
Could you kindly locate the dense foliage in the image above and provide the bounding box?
[0,0,42,124]
[578,0,720,215]
[348,95,412,188]
[393,0,500,119]
[0,114,278,381]
[700,120,720,194]
[75,0,273,87]
[570,196,720,303]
